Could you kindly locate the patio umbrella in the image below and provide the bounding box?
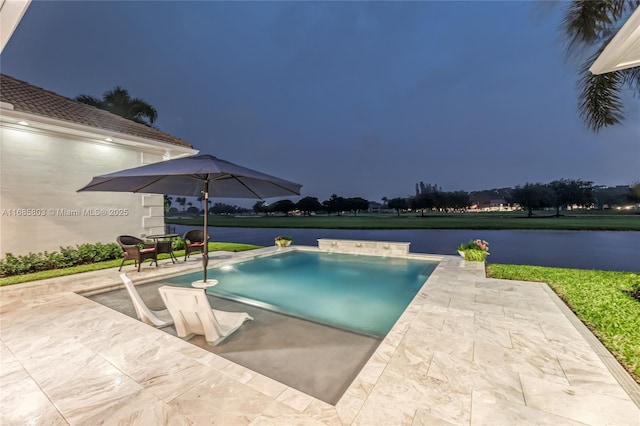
[78,154,302,283]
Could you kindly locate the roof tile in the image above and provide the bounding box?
[0,74,192,148]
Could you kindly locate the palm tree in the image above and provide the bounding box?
[560,1,640,132]
[75,86,158,126]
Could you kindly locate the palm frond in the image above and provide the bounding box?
[561,0,637,57]
[622,66,640,95]
[578,55,626,132]
[74,94,104,108]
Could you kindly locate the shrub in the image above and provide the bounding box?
[457,239,490,262]
[172,237,185,251]
[0,242,122,277]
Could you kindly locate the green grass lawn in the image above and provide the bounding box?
[487,264,640,381]
[167,211,640,231]
[0,243,261,286]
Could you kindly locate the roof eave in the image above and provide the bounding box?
[0,107,199,158]
[590,6,640,75]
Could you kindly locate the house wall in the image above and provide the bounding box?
[0,125,173,256]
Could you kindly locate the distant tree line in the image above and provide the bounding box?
[252,195,370,216]
[164,180,639,217]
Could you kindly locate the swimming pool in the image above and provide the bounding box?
[162,250,438,337]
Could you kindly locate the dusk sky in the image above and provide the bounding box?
[1,1,638,204]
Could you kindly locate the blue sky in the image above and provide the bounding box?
[2,1,638,203]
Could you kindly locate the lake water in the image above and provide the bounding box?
[168,225,640,272]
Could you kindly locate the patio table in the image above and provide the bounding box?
[147,233,180,263]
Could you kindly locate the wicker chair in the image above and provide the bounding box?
[183,229,209,261]
[117,235,158,272]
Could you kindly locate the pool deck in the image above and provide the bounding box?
[1,246,639,425]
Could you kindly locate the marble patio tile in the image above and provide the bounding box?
[81,333,169,374]
[417,330,475,361]
[520,374,640,426]
[475,294,532,310]
[470,390,588,426]
[474,312,546,337]
[557,357,632,399]
[423,291,451,307]
[46,369,146,424]
[473,341,569,385]
[529,300,564,314]
[9,336,95,379]
[342,374,375,402]
[0,359,68,426]
[196,352,233,371]
[351,351,389,389]
[134,355,214,403]
[441,318,512,348]
[75,388,193,426]
[411,409,458,426]
[303,399,342,426]
[334,393,366,424]
[503,306,567,323]
[169,374,276,425]
[427,350,525,405]
[0,339,16,362]
[250,403,327,426]
[246,373,288,399]
[277,387,315,412]
[384,338,434,380]
[351,395,415,426]
[510,332,601,366]
[539,322,586,342]
[475,279,535,292]
[221,360,257,384]
[410,311,446,332]
[372,371,472,425]
[448,298,505,316]
[421,302,475,318]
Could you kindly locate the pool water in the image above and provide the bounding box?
[163,251,438,337]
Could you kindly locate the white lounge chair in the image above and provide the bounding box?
[158,285,253,346]
[120,273,174,328]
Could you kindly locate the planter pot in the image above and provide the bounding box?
[275,240,292,248]
[457,250,465,259]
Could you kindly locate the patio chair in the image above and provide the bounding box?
[117,235,158,272]
[120,273,174,328]
[158,286,253,346]
[183,229,209,261]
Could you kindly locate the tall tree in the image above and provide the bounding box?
[549,179,594,216]
[269,199,296,216]
[509,183,555,217]
[345,197,370,216]
[560,1,640,131]
[388,197,408,216]
[296,196,322,216]
[76,86,158,126]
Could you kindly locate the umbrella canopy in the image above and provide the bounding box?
[78,154,302,282]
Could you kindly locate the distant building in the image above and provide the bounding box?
[368,201,383,213]
[0,74,197,256]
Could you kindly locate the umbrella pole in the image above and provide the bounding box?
[202,181,209,282]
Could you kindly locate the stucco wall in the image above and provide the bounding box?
[0,126,168,256]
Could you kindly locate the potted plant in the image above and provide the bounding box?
[456,239,489,262]
[275,235,293,248]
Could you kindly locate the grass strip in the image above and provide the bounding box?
[487,264,640,381]
[0,243,262,286]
